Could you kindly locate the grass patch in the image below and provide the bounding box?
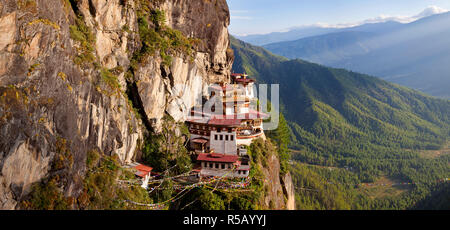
[28,18,60,31]
[131,6,199,70]
[21,178,72,210]
[357,176,412,199]
[78,153,153,210]
[69,16,97,68]
[100,68,121,90]
[418,141,450,159]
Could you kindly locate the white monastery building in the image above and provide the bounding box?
[186,73,269,178]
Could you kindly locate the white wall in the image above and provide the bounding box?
[245,83,255,99]
[225,107,234,115]
[209,130,237,155]
[236,138,253,146]
[200,168,249,178]
[141,175,150,189]
[239,107,249,114]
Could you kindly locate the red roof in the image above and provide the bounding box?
[234,78,255,83]
[134,164,153,178]
[192,138,209,144]
[197,153,239,163]
[208,117,242,126]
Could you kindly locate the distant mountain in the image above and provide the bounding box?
[231,36,450,209]
[236,26,339,46]
[263,31,377,64]
[232,36,450,152]
[235,21,403,46]
[236,6,446,46]
[263,12,450,98]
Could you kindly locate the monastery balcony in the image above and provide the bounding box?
[237,129,264,139]
[238,126,254,131]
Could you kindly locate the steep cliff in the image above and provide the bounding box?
[250,139,295,210]
[0,0,293,210]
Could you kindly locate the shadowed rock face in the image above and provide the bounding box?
[0,0,293,210]
[262,151,296,210]
[0,0,232,209]
[133,0,234,130]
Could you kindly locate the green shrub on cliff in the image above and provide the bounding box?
[266,113,291,175]
[22,178,71,210]
[198,190,226,210]
[69,16,96,68]
[79,153,153,210]
[132,7,198,68]
[176,139,280,210]
[100,68,121,90]
[141,116,192,175]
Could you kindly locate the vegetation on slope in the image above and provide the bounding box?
[141,115,192,175]
[176,138,282,210]
[77,151,153,210]
[22,144,152,210]
[69,16,97,68]
[266,113,291,175]
[231,36,450,210]
[131,2,199,70]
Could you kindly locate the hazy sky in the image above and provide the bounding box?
[228,0,450,35]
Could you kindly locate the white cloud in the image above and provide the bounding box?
[234,5,449,36]
[231,9,253,20]
[362,5,448,24]
[293,5,449,30]
[415,5,448,18]
[231,15,253,20]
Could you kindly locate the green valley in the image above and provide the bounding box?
[231,36,450,210]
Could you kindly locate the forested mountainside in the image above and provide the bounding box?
[262,12,450,98]
[231,36,450,209]
[0,0,293,210]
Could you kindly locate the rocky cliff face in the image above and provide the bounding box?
[256,140,295,210]
[0,0,293,210]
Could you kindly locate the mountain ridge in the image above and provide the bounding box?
[231,36,450,209]
[236,6,448,46]
[262,11,450,98]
